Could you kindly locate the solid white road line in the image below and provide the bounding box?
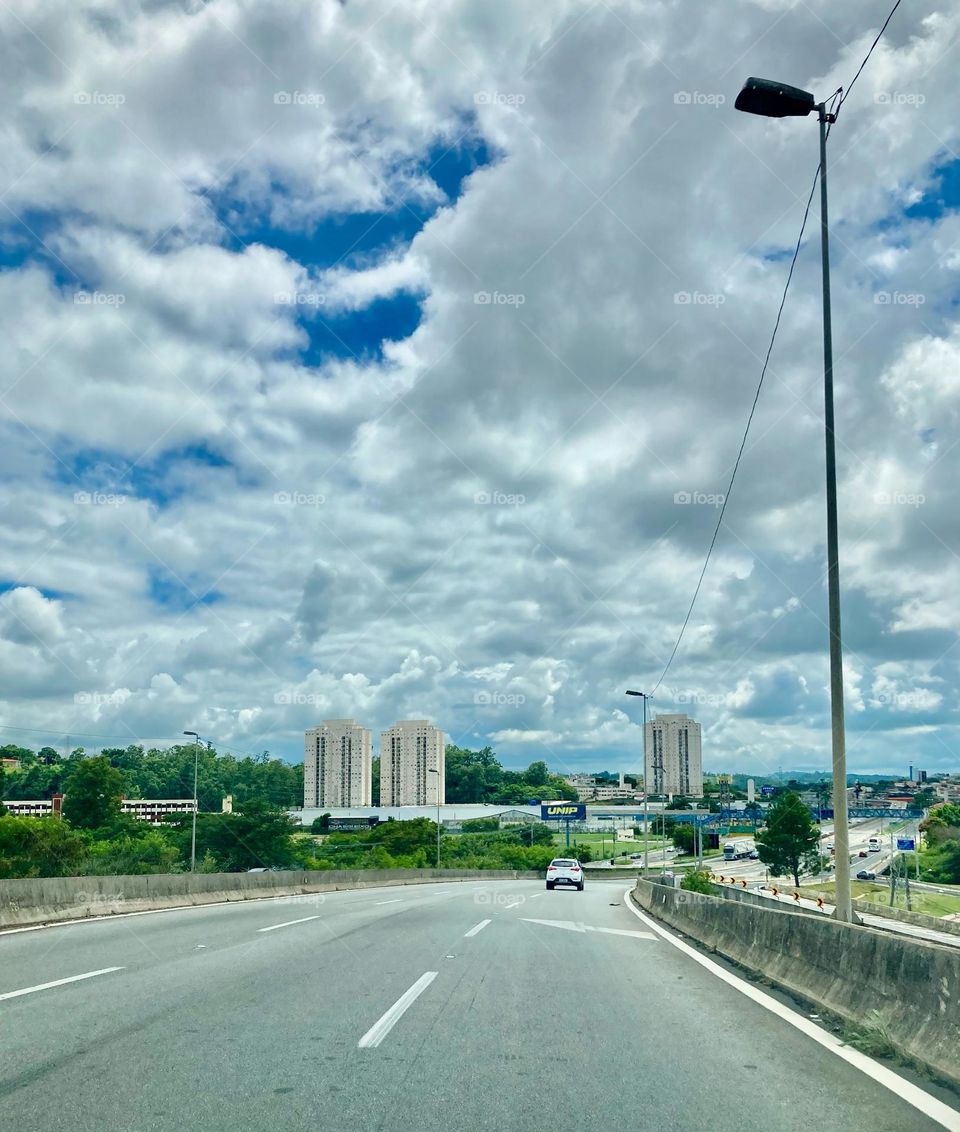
[375,899,401,905]
[464,919,491,937]
[358,971,438,1049]
[0,967,125,1003]
[256,916,319,933]
[622,889,960,1132]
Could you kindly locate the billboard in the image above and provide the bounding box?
[760,785,776,796]
[327,817,381,831]
[896,838,916,851]
[541,801,586,821]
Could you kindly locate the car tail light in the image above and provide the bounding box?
[547,866,556,871]
[571,867,580,872]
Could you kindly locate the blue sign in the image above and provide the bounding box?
[897,838,916,851]
[761,785,776,796]
[541,802,586,821]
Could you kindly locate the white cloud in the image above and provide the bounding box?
[1,0,959,776]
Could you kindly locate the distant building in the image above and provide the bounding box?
[380,720,445,806]
[1,757,21,771]
[934,779,960,804]
[644,714,703,797]
[304,720,372,808]
[3,796,198,823]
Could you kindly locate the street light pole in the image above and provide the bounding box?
[428,768,441,869]
[183,730,201,873]
[735,78,851,923]
[625,691,651,877]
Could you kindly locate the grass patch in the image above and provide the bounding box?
[843,1012,897,1059]
[808,879,960,917]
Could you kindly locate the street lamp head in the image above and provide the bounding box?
[735,77,815,118]
[625,689,648,698]
[183,730,199,739]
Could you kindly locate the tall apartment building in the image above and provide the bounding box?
[380,720,445,807]
[304,720,372,808]
[644,713,703,797]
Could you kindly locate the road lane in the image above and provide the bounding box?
[1,878,956,1131]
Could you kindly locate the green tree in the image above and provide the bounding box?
[755,791,820,886]
[670,823,696,855]
[0,815,86,878]
[181,801,298,871]
[912,787,937,810]
[680,869,714,894]
[0,760,6,815]
[62,756,124,830]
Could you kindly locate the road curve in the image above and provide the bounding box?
[1,878,958,1131]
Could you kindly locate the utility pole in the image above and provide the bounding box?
[625,691,651,876]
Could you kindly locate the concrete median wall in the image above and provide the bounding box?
[633,878,960,1085]
[0,869,541,930]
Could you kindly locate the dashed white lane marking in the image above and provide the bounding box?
[358,972,438,1049]
[622,889,960,1132]
[464,919,491,938]
[0,967,125,1002]
[375,899,401,906]
[257,916,319,933]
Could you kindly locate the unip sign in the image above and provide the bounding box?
[540,802,587,820]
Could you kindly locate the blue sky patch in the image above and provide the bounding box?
[299,292,424,365]
[54,443,234,508]
[904,155,960,223]
[148,567,222,611]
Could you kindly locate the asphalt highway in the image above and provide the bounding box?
[2,878,958,1131]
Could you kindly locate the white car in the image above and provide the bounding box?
[546,858,585,891]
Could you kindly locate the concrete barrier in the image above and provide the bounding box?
[0,869,541,930]
[633,877,960,1085]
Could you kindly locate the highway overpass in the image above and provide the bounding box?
[2,877,959,1131]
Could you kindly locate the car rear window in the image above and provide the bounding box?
[552,859,576,867]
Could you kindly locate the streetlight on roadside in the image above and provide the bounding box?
[625,691,651,877]
[183,730,202,873]
[734,77,852,923]
[427,768,441,869]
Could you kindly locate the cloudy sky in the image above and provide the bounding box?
[1,0,958,778]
